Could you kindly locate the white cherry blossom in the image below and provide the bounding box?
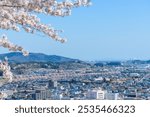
[0,0,91,43]
[0,58,13,84]
[0,0,91,94]
[0,35,29,56]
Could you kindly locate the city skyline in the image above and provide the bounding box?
[1,0,150,61]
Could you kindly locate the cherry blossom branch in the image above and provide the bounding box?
[0,0,91,91]
[0,0,91,43]
[0,58,13,84]
[0,35,29,56]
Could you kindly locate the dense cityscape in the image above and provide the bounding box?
[0,53,150,100]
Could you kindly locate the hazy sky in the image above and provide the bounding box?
[1,0,150,61]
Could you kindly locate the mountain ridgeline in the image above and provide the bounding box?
[0,52,78,63]
[0,52,93,71]
[0,52,150,66]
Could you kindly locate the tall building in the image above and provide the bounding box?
[32,90,51,100]
[97,90,105,100]
[105,93,119,100]
[48,80,54,89]
[86,89,106,100]
[54,80,58,88]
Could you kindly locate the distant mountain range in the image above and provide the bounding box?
[1,52,150,65]
[0,52,78,63]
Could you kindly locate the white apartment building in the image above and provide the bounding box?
[86,89,106,100]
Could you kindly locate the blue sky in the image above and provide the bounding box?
[1,0,150,61]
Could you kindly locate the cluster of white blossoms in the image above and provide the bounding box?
[0,0,91,44]
[0,58,13,83]
[0,35,29,56]
[0,0,91,90]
